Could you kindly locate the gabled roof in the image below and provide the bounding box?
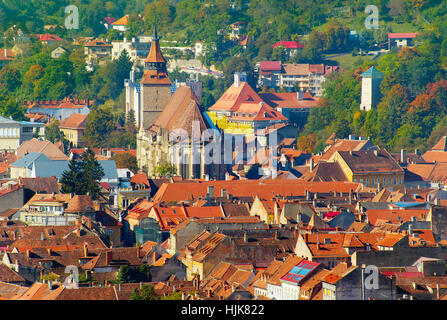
[321,138,374,161]
[16,139,68,161]
[230,102,287,122]
[209,81,267,112]
[59,113,88,130]
[302,161,349,182]
[432,136,447,151]
[112,15,129,26]
[84,38,111,47]
[10,152,50,169]
[35,34,63,42]
[149,86,207,136]
[273,41,304,49]
[130,173,150,187]
[335,149,404,174]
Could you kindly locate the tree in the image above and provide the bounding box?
[112,153,138,173]
[0,94,25,120]
[297,134,317,153]
[60,158,85,195]
[45,120,64,143]
[84,107,115,147]
[154,161,177,177]
[60,148,104,199]
[130,284,158,300]
[0,65,21,93]
[80,148,105,200]
[117,265,152,284]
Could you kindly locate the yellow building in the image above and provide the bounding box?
[207,73,287,137]
[59,113,88,148]
[329,149,405,189]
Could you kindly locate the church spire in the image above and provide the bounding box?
[141,24,170,85]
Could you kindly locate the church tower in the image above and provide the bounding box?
[359,66,384,111]
[139,26,172,131]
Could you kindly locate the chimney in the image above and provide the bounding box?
[151,251,157,265]
[221,188,227,198]
[243,232,248,243]
[48,281,53,291]
[105,251,113,265]
[231,284,236,292]
[400,149,407,164]
[47,248,52,256]
[26,249,31,258]
[233,72,247,88]
[309,158,314,172]
[207,186,215,199]
[274,231,279,240]
[297,90,303,100]
[83,243,88,257]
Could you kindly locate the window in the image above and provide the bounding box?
[22,127,33,133]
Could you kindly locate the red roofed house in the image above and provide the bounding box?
[112,15,130,32]
[422,136,447,163]
[388,33,419,50]
[134,205,225,244]
[258,61,282,88]
[0,48,14,68]
[84,38,112,65]
[59,113,88,147]
[24,97,92,121]
[258,62,338,96]
[273,41,304,59]
[208,72,287,136]
[259,91,321,125]
[279,63,338,97]
[34,34,63,45]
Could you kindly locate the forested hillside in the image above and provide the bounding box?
[2,0,447,152]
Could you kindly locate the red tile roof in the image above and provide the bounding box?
[0,48,14,61]
[35,34,63,42]
[388,33,419,39]
[153,180,361,203]
[130,173,150,187]
[259,92,321,109]
[273,41,304,49]
[259,61,282,71]
[366,209,429,226]
[59,113,88,130]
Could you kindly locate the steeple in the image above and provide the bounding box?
[141,24,170,84]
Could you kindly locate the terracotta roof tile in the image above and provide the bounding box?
[59,113,88,130]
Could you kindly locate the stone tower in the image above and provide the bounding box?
[360,66,384,111]
[139,26,172,131]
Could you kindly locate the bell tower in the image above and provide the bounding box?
[140,26,172,131]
